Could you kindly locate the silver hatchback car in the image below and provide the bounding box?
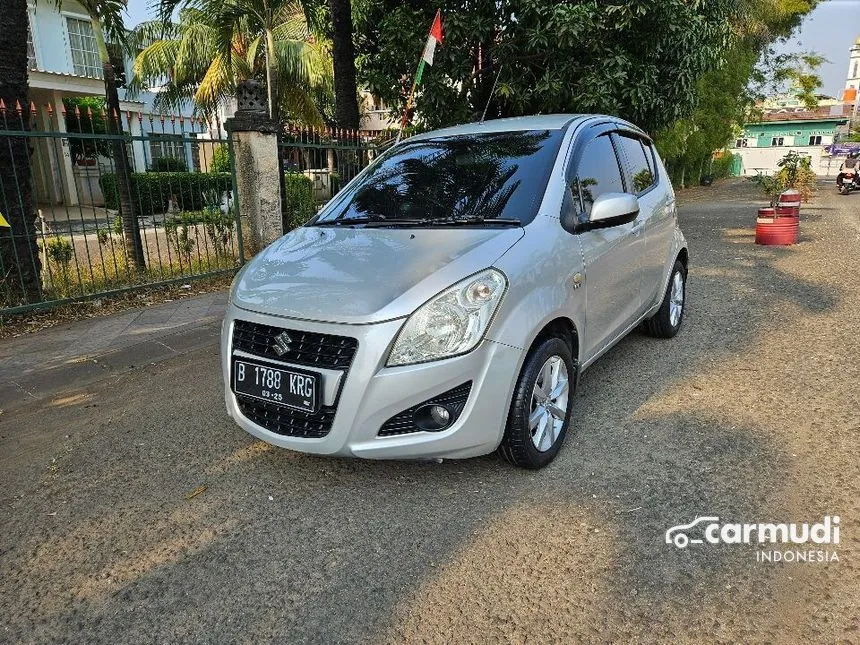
[221,115,687,469]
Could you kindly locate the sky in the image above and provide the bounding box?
[123,0,859,98]
[773,0,860,99]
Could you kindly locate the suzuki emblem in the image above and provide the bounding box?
[272,331,292,356]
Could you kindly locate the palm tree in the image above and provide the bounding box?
[55,0,146,270]
[328,0,360,129]
[141,0,331,125]
[0,0,41,304]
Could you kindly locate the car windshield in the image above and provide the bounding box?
[313,129,564,226]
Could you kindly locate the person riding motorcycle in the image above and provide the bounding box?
[838,150,860,187]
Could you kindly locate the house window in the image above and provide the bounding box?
[770,137,784,147]
[27,19,36,69]
[735,138,748,148]
[808,135,822,146]
[67,17,102,78]
[148,133,187,167]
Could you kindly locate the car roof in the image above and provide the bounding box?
[406,114,643,142]
[407,114,590,141]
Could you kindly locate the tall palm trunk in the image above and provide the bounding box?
[329,0,360,129]
[0,0,42,304]
[91,17,146,270]
[264,28,280,123]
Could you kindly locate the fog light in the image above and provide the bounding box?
[430,405,450,425]
[414,404,453,432]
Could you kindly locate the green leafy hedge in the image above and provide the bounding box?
[100,172,233,217]
[283,173,316,231]
[149,157,186,172]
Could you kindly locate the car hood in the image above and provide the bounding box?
[232,226,525,324]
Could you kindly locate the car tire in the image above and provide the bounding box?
[644,260,686,339]
[499,336,575,470]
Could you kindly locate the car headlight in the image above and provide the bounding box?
[387,269,507,367]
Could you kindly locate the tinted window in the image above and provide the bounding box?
[573,135,624,216]
[641,141,656,175]
[616,134,655,193]
[317,129,565,226]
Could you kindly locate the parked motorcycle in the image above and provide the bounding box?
[838,170,857,195]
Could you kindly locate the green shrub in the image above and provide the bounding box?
[96,227,110,246]
[283,173,316,231]
[149,157,186,172]
[45,236,74,267]
[164,215,196,262]
[210,144,231,173]
[710,151,735,179]
[100,172,233,217]
[165,210,236,257]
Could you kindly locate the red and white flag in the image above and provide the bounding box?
[421,10,444,67]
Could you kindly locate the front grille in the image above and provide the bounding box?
[232,320,358,370]
[378,382,472,437]
[236,395,336,439]
[232,320,358,439]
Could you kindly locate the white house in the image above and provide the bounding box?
[26,0,202,207]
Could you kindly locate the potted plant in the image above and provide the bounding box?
[748,155,802,246]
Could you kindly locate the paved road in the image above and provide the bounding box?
[2,181,859,644]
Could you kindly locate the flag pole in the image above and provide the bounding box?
[396,9,441,144]
[396,58,424,144]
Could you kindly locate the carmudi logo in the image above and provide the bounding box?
[665,515,841,563]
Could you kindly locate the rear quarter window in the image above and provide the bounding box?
[615,134,656,194]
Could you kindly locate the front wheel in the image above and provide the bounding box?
[499,336,575,469]
[644,260,687,338]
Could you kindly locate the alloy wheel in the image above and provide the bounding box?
[669,271,685,328]
[529,356,569,452]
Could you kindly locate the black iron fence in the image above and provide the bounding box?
[0,99,396,316]
[279,126,394,228]
[0,101,243,315]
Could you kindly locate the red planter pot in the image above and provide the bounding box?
[756,217,798,245]
[775,206,799,219]
[778,189,802,217]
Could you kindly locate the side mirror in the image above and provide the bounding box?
[588,192,639,229]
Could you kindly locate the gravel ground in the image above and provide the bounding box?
[1,180,859,644]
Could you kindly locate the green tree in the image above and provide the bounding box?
[63,96,112,164]
[48,0,147,270]
[655,0,820,187]
[142,0,330,124]
[0,0,41,304]
[328,0,360,128]
[355,0,742,133]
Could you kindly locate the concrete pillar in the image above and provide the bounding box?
[51,91,79,206]
[225,80,282,255]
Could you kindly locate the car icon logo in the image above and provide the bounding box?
[271,331,292,356]
[665,516,720,549]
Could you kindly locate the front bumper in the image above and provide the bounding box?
[221,304,524,459]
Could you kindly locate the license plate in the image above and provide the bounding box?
[232,359,320,413]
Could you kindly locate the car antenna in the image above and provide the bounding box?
[480,64,504,124]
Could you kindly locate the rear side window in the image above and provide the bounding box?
[616,134,655,194]
[573,135,624,216]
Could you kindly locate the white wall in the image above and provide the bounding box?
[729,145,843,177]
[29,0,96,77]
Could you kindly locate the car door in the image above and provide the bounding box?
[567,131,643,362]
[612,132,671,311]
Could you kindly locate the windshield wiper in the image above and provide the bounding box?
[313,215,388,226]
